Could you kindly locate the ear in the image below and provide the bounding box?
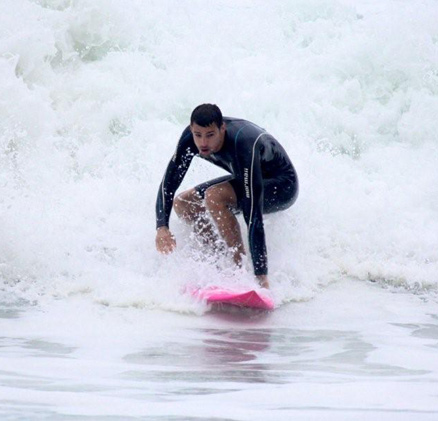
[220,122,226,133]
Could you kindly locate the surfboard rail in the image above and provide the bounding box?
[191,286,275,310]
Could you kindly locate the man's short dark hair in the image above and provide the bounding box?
[190,104,223,128]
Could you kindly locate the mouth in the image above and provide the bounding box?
[199,148,210,155]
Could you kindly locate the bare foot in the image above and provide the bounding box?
[257,275,270,289]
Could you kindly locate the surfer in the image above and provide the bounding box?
[155,104,298,289]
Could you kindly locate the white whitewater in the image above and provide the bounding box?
[1,0,437,419]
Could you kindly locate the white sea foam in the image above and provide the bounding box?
[1,0,437,313]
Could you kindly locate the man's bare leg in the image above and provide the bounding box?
[174,183,268,288]
[173,188,218,247]
[204,182,246,267]
[174,184,245,262]
[205,183,269,288]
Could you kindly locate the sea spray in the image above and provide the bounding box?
[1,0,437,312]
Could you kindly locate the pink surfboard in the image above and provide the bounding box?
[191,286,275,310]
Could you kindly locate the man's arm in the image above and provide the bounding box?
[155,129,195,253]
[236,134,268,279]
[155,226,176,254]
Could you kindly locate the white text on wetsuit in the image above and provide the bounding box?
[244,168,250,198]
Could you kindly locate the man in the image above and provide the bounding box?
[155,104,298,289]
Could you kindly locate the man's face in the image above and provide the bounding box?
[191,122,225,157]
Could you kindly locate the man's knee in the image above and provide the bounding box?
[174,189,202,219]
[205,184,234,214]
[173,195,184,217]
[174,189,193,216]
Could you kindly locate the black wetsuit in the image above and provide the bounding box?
[156,117,299,275]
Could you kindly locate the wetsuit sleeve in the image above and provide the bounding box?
[156,129,195,229]
[236,136,267,276]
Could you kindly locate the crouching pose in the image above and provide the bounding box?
[155,104,298,288]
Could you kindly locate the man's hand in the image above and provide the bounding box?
[156,226,176,254]
[256,275,270,289]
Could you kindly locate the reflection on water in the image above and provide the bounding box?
[122,323,431,390]
[199,327,273,384]
[122,327,274,385]
[1,304,437,419]
[393,322,438,349]
[0,337,76,358]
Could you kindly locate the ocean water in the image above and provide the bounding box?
[1,0,437,419]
